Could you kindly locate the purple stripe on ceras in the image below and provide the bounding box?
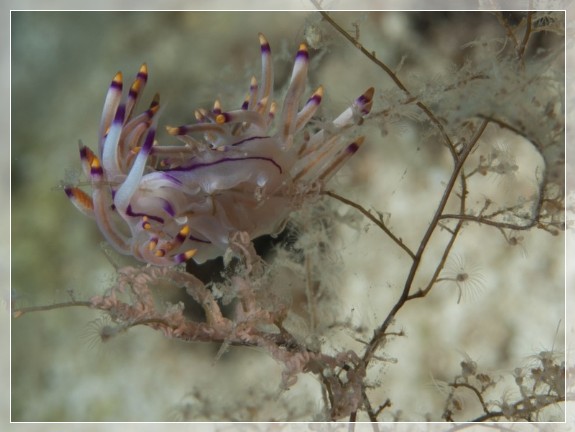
[113,104,126,126]
[149,94,160,110]
[347,142,360,154]
[170,126,187,136]
[174,229,188,244]
[307,92,322,106]
[242,78,258,110]
[295,46,309,62]
[346,135,365,154]
[140,125,156,156]
[260,39,271,55]
[166,155,283,174]
[110,76,123,91]
[173,253,186,264]
[90,165,103,177]
[355,94,370,110]
[355,88,374,115]
[79,145,90,161]
[129,69,148,99]
[143,94,160,119]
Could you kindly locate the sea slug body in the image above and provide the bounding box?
[65,34,374,266]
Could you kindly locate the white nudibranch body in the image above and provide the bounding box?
[65,34,374,266]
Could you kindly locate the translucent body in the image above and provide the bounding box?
[65,34,374,265]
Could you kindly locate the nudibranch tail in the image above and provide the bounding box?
[65,34,373,266]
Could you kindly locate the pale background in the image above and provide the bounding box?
[4,1,573,429]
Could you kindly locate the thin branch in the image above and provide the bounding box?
[348,411,357,430]
[12,300,93,318]
[361,389,380,426]
[373,398,392,418]
[362,119,489,364]
[494,12,519,49]
[439,213,539,231]
[477,114,542,150]
[517,11,534,61]
[421,169,469,297]
[324,190,415,259]
[470,393,564,422]
[449,382,490,415]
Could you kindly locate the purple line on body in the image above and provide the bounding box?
[165,155,282,174]
[126,205,164,223]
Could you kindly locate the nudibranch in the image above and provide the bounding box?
[64,34,374,266]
